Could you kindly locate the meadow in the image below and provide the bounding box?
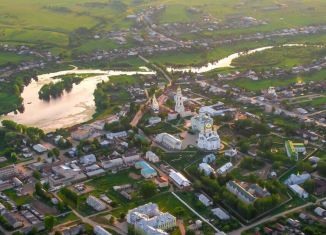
[232,45,326,70]
[228,69,326,92]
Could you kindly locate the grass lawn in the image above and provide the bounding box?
[143,122,181,135]
[294,96,326,109]
[74,39,121,54]
[86,169,142,206]
[55,211,79,226]
[110,191,199,222]
[161,150,203,171]
[3,189,32,206]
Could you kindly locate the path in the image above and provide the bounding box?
[177,219,186,235]
[171,192,221,233]
[130,55,173,127]
[53,192,126,235]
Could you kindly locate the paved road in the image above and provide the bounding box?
[229,196,326,235]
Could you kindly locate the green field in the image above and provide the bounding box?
[0,52,36,66]
[55,211,79,226]
[3,189,32,206]
[229,68,326,92]
[0,0,325,55]
[232,45,326,69]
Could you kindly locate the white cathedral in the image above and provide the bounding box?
[174,87,192,117]
[197,123,221,151]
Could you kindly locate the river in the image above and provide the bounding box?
[1,68,156,132]
[166,44,309,73]
[1,44,313,131]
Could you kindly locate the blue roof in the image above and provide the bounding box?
[136,161,157,175]
[141,168,156,175]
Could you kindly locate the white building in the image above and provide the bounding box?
[174,87,192,117]
[155,133,182,150]
[199,163,215,176]
[169,170,191,188]
[197,124,221,151]
[106,131,128,140]
[123,155,140,165]
[211,208,230,220]
[148,116,162,125]
[94,226,112,235]
[145,151,160,163]
[314,207,326,217]
[167,112,178,121]
[151,94,159,113]
[224,148,237,157]
[198,194,213,207]
[80,154,96,165]
[199,102,235,117]
[127,203,176,235]
[101,158,124,170]
[289,184,308,199]
[86,195,107,211]
[297,108,308,115]
[284,173,311,185]
[191,113,213,132]
[33,144,47,154]
[217,162,233,175]
[226,181,256,204]
[266,86,277,98]
[203,154,216,163]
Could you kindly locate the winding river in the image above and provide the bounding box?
[1,44,314,131]
[1,68,156,132]
[166,44,310,73]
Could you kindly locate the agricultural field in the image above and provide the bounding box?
[0,0,324,57]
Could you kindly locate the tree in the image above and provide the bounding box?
[239,141,250,153]
[297,161,313,173]
[12,232,23,235]
[43,182,50,191]
[52,148,60,157]
[186,230,196,235]
[33,170,41,180]
[54,231,62,235]
[317,161,326,177]
[44,215,56,231]
[174,207,185,217]
[27,226,38,235]
[139,181,157,199]
[9,152,18,163]
[109,216,115,225]
[303,179,316,194]
[120,212,126,220]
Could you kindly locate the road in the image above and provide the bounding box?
[229,196,326,235]
[130,55,173,127]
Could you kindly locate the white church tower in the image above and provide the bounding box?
[174,87,185,114]
[151,94,159,113]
